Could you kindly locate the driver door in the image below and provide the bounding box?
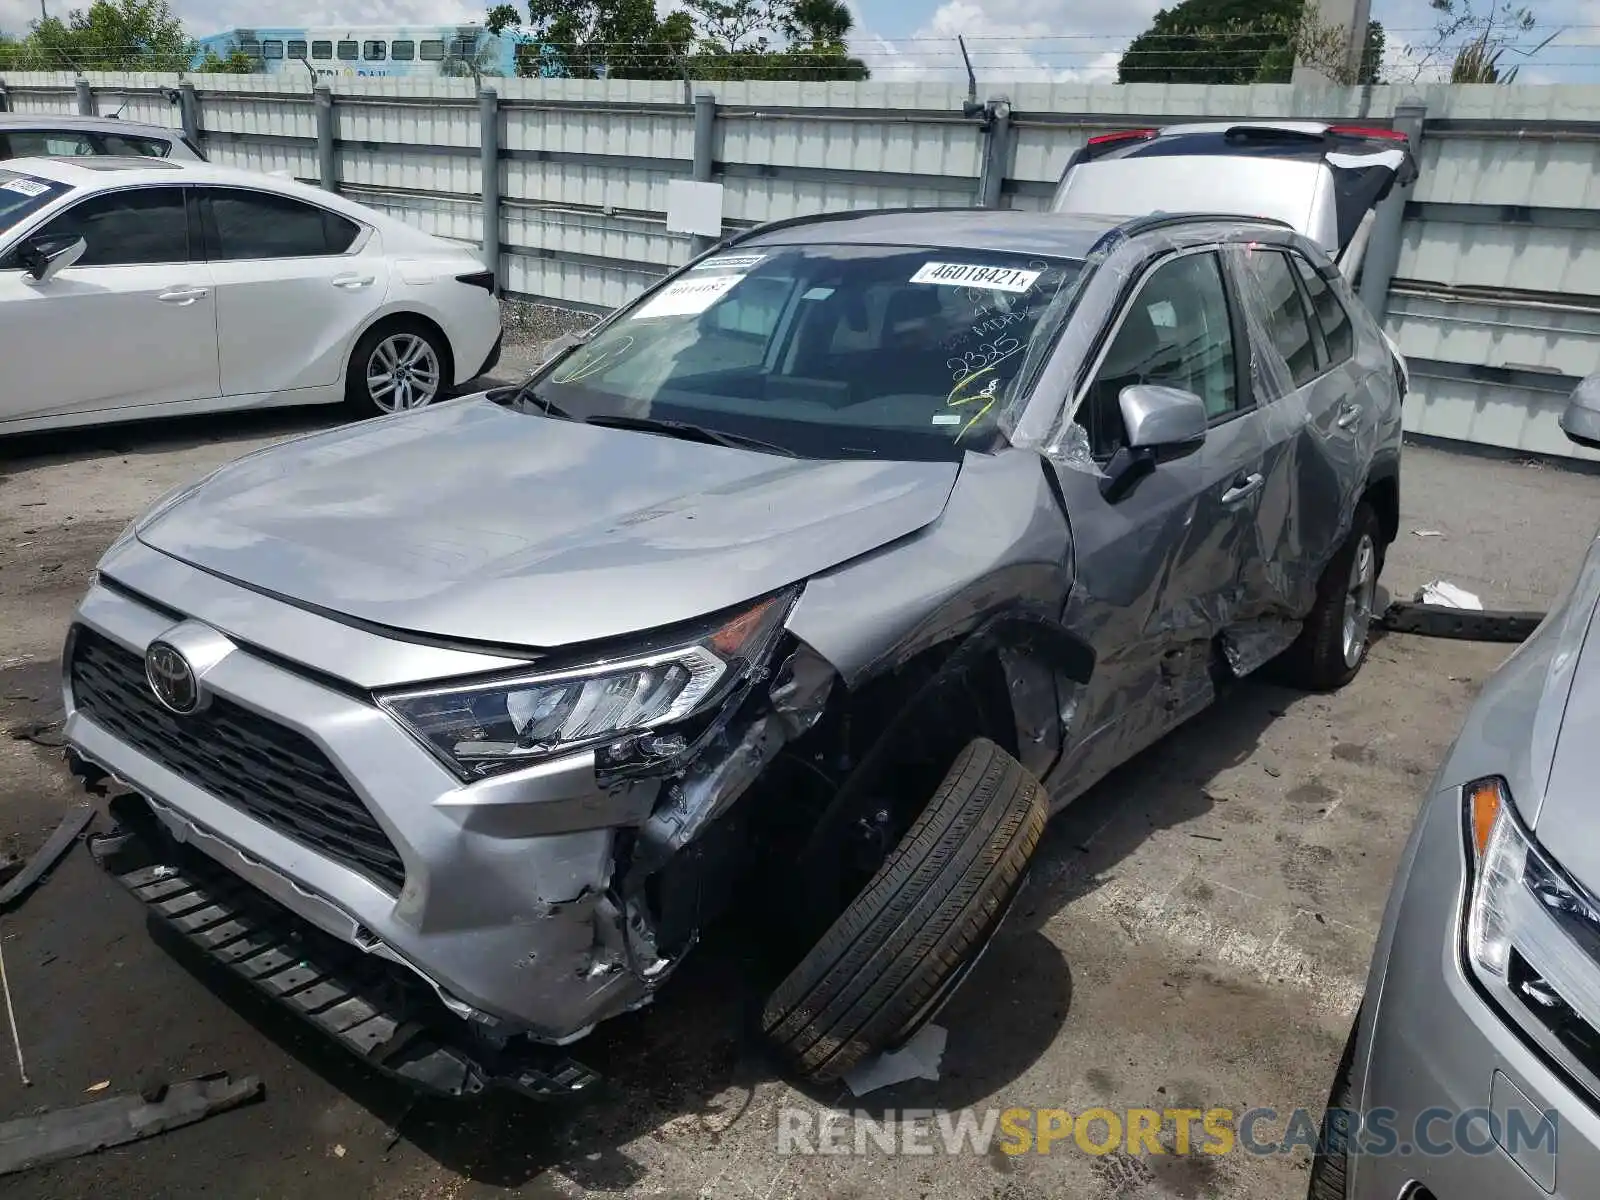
[1047,248,1267,786]
[0,185,219,425]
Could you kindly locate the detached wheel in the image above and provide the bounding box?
[762,737,1047,1083]
[347,320,450,417]
[1279,501,1382,691]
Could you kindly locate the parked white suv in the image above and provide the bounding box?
[1050,120,1416,391]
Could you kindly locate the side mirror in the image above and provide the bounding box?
[1100,384,1208,503]
[21,235,86,284]
[1560,375,1600,452]
[1122,384,1208,455]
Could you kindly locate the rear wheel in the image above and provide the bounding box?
[346,320,450,417]
[1279,502,1383,691]
[761,738,1046,1083]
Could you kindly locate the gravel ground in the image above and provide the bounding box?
[0,413,1596,1199]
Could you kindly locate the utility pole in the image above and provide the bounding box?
[1292,0,1372,84]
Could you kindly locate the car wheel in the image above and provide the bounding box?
[1308,1014,1359,1200]
[761,737,1047,1083]
[1279,501,1383,691]
[346,320,451,417]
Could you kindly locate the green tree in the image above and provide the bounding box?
[195,45,256,74]
[1118,0,1383,85]
[486,0,865,80]
[1,1,195,73]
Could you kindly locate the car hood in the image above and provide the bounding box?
[1491,531,1600,889]
[134,397,960,650]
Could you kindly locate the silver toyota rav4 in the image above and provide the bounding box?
[63,207,1405,1097]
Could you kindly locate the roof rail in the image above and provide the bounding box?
[1115,211,1297,238]
[716,206,978,254]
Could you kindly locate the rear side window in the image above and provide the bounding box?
[1290,253,1354,367]
[203,188,360,259]
[98,133,170,158]
[28,186,189,266]
[1239,249,1320,391]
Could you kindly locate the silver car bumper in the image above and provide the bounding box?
[1352,785,1600,1197]
[64,546,664,1044]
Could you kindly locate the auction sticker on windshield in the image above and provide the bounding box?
[911,262,1041,293]
[632,274,745,319]
[1,177,50,198]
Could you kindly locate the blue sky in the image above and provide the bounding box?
[3,0,1597,82]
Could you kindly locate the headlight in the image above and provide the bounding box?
[1464,776,1600,980]
[1464,778,1528,977]
[378,593,794,779]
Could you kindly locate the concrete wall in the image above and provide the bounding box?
[2,71,1597,459]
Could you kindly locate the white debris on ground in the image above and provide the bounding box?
[840,1024,948,1097]
[1418,580,1484,610]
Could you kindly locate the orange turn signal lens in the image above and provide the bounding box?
[1466,777,1506,861]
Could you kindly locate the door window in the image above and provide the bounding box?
[263,40,284,60]
[337,40,359,61]
[1081,251,1239,457]
[288,40,308,60]
[1290,253,1354,367]
[22,186,189,266]
[203,189,360,260]
[1239,248,1321,391]
[311,40,332,60]
[392,40,416,61]
[364,40,387,61]
[420,40,446,61]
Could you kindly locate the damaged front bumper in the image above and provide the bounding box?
[62,545,833,1085]
[88,799,601,1099]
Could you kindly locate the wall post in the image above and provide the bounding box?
[1357,102,1428,328]
[75,77,94,116]
[689,91,717,256]
[976,98,1013,209]
[178,80,200,150]
[479,87,501,292]
[314,85,337,193]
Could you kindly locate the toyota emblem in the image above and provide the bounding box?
[145,641,202,715]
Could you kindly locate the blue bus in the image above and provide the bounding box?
[193,25,549,79]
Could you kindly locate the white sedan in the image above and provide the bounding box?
[0,156,503,435]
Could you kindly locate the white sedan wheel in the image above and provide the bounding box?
[365,332,443,413]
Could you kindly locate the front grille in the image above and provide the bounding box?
[68,626,406,893]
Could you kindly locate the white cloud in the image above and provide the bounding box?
[852,0,1156,84]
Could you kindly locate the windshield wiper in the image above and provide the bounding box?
[511,384,573,420]
[581,414,795,457]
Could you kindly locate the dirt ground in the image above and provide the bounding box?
[1,391,1595,1199]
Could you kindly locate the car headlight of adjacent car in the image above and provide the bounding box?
[378,592,795,779]
[1464,776,1600,981]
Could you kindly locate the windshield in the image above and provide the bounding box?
[528,243,1084,461]
[0,170,69,243]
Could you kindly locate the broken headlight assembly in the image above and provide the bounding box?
[1464,776,1600,981]
[378,592,795,779]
